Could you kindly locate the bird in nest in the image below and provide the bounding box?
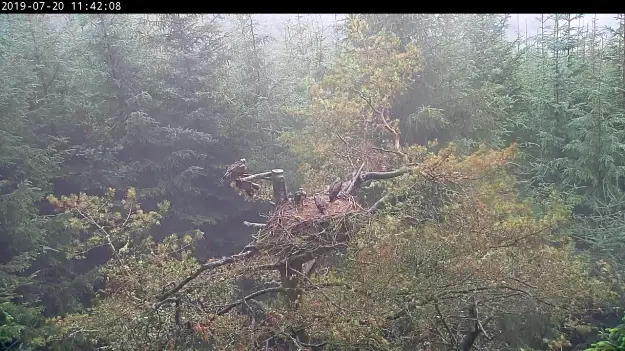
[328,177,343,203]
[314,193,329,214]
[221,158,247,184]
[293,187,307,208]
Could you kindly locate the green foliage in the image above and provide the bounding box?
[586,314,625,351]
[0,15,67,350]
[284,14,423,189]
[1,12,625,351]
[0,13,276,350]
[510,14,625,269]
[358,14,520,150]
[292,145,612,350]
[48,189,209,350]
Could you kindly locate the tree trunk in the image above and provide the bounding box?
[271,169,288,206]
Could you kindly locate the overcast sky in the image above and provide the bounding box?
[253,14,622,40]
[508,14,621,38]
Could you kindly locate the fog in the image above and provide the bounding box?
[253,13,622,40]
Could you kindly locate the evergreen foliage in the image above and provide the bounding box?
[1,13,624,351]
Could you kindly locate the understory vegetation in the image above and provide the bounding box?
[1,13,625,351]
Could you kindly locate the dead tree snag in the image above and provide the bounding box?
[271,169,288,206]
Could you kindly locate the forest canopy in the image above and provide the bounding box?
[1,13,625,351]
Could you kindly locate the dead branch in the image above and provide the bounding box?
[360,167,412,183]
[339,166,414,201]
[155,247,257,304]
[250,243,350,272]
[244,221,267,228]
[235,179,260,197]
[335,132,357,168]
[303,258,318,277]
[342,162,365,196]
[240,171,273,182]
[174,298,181,326]
[328,166,415,204]
[358,299,435,326]
[153,297,178,310]
[213,283,346,317]
[369,146,406,158]
[459,301,493,351]
[215,287,289,316]
[351,88,407,160]
[368,195,389,213]
[434,300,457,345]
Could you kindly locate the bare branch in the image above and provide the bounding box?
[351,88,406,159]
[367,195,390,213]
[360,167,413,183]
[434,300,457,345]
[250,243,349,272]
[155,247,257,303]
[343,162,365,196]
[240,171,273,182]
[215,287,288,316]
[369,146,406,158]
[243,221,267,228]
[335,132,357,167]
[213,283,345,317]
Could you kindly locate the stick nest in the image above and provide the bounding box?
[254,195,365,254]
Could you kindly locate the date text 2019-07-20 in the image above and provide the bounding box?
[1,1,122,12]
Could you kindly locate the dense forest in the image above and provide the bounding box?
[1,13,625,351]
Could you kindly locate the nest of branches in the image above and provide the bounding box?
[254,195,365,256]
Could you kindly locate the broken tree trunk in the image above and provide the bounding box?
[271,169,288,206]
[269,168,312,347]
